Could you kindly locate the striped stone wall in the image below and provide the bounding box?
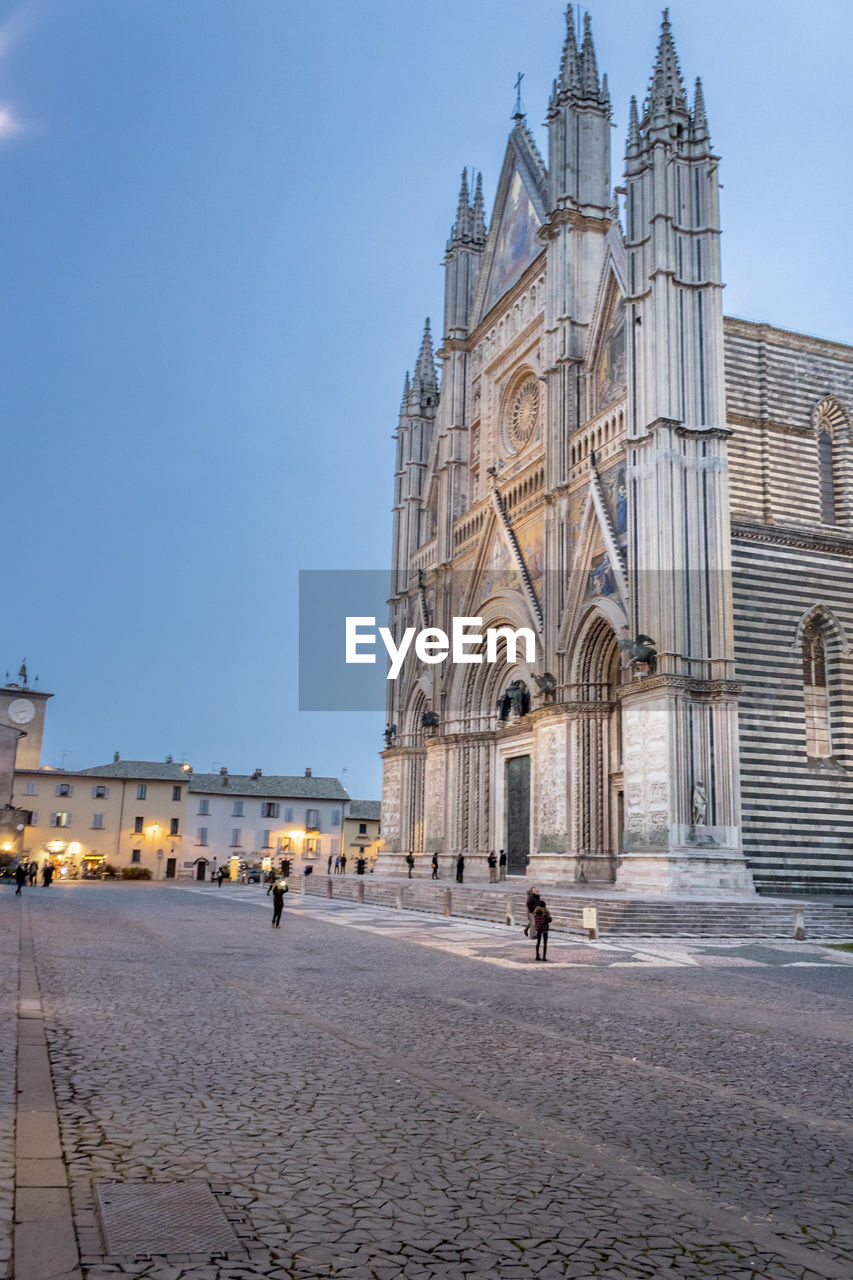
[725,317,853,526]
[725,317,853,894]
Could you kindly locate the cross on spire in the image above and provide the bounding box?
[513,71,525,119]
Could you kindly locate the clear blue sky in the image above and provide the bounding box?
[1,0,850,798]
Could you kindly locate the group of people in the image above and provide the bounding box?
[423,851,510,883]
[14,860,54,895]
[328,853,369,876]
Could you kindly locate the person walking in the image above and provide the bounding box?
[487,850,498,883]
[431,852,439,880]
[340,853,347,875]
[42,861,54,888]
[266,878,288,928]
[498,849,507,881]
[14,863,26,896]
[533,898,552,961]
[405,853,415,879]
[455,854,464,884]
[524,886,541,937]
[28,860,37,886]
[327,853,333,875]
[216,868,225,887]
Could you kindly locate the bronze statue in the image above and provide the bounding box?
[421,710,440,734]
[383,724,397,748]
[531,671,557,702]
[497,679,530,721]
[619,633,658,676]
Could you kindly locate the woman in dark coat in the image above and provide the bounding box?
[266,879,288,928]
[455,854,464,884]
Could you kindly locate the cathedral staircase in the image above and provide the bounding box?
[299,875,853,940]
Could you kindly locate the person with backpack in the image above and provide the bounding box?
[532,898,552,961]
[523,886,541,937]
[266,878,288,928]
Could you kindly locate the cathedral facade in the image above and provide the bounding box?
[380,10,853,896]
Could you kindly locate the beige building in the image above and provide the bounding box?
[0,663,52,771]
[342,800,381,869]
[12,758,192,880]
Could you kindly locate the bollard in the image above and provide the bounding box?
[794,905,806,941]
[582,906,599,941]
[395,886,403,910]
[505,896,514,926]
[357,880,365,904]
[326,876,333,899]
[443,888,452,917]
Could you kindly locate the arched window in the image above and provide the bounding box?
[818,428,838,525]
[813,396,851,527]
[802,621,831,758]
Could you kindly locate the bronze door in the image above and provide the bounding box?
[506,755,530,876]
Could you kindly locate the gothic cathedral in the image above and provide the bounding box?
[381,10,853,896]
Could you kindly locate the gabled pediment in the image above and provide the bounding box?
[559,471,629,651]
[471,125,548,328]
[584,262,628,419]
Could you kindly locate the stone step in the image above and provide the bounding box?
[300,876,853,939]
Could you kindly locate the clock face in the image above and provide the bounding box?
[8,698,35,725]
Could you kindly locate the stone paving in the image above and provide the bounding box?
[0,904,17,1279]
[3,883,853,1280]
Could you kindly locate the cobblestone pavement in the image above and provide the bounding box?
[0,904,17,1278]
[4,884,853,1280]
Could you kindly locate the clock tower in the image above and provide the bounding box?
[0,662,52,769]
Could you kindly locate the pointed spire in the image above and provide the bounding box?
[626,94,641,156]
[645,8,688,121]
[412,319,437,395]
[691,76,709,143]
[400,371,411,414]
[558,5,579,93]
[450,168,473,244]
[472,171,486,244]
[578,13,600,98]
